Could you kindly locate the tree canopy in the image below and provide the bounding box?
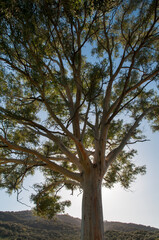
[0,0,159,223]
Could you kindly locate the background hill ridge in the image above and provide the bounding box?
[0,211,159,240]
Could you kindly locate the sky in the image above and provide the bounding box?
[0,6,159,229]
[0,124,159,229]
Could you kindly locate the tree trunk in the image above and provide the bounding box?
[81,169,104,240]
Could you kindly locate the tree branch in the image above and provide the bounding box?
[105,107,158,171]
[0,106,83,170]
[0,135,82,182]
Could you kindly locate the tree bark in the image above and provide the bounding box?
[81,169,104,240]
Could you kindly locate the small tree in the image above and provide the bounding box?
[0,0,159,239]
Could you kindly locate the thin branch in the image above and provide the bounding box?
[126,68,159,94]
[80,101,91,141]
[127,139,150,145]
[16,189,31,208]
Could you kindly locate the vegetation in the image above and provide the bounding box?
[0,211,159,240]
[104,230,159,240]
[0,211,80,240]
[0,0,159,239]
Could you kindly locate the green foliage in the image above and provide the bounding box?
[0,0,158,221]
[104,230,159,240]
[31,183,71,219]
[104,149,146,188]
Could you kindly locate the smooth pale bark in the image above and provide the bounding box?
[81,168,104,240]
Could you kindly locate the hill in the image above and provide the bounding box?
[0,211,159,240]
[104,220,158,232]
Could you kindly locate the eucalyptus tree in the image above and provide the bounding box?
[0,0,159,239]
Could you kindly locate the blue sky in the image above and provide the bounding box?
[0,124,159,229]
